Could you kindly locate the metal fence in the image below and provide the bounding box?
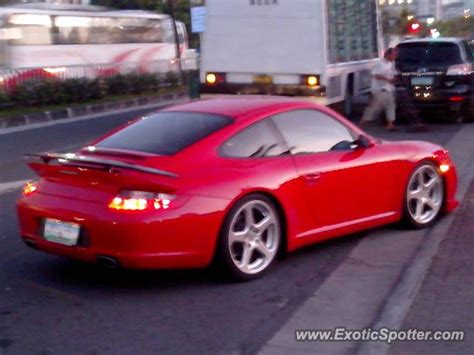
[0,58,198,93]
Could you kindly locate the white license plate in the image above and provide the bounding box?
[411,77,433,86]
[43,219,80,246]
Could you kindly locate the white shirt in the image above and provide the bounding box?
[371,58,396,93]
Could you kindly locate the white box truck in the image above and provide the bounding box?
[200,0,383,116]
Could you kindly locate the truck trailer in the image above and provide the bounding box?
[200,0,384,117]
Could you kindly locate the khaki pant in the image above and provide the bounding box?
[362,91,396,123]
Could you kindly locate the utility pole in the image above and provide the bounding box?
[167,0,185,84]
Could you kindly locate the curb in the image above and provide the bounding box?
[0,91,188,129]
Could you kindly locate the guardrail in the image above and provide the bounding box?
[0,58,198,93]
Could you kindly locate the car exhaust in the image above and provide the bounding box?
[96,255,120,269]
[23,239,38,250]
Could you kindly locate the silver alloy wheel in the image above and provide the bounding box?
[406,164,443,225]
[227,200,280,275]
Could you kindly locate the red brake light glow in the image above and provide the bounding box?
[108,191,175,211]
[449,96,464,102]
[22,182,37,196]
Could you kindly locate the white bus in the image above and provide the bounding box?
[0,3,197,86]
[200,0,384,116]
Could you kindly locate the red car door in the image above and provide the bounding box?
[271,109,400,236]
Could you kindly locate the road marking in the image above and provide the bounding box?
[0,98,189,136]
[0,180,30,196]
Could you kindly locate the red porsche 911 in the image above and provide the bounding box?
[17,97,458,280]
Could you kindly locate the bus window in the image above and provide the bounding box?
[88,17,112,44]
[8,13,52,45]
[54,16,91,44]
[112,17,172,44]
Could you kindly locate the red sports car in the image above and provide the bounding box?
[17,97,458,280]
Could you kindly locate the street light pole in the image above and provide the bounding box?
[167,0,185,84]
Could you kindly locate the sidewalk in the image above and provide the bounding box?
[388,180,474,355]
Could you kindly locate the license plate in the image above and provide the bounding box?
[254,75,273,84]
[411,77,433,86]
[43,219,80,246]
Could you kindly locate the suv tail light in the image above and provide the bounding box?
[447,63,472,75]
[108,190,176,211]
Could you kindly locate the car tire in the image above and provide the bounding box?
[403,162,444,229]
[216,194,282,281]
[463,105,474,123]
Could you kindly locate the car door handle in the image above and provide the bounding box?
[303,173,321,183]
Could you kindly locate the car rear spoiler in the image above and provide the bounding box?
[25,153,178,178]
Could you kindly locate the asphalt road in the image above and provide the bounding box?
[0,106,468,355]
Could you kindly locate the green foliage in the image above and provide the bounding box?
[4,72,180,110]
[434,17,474,38]
[11,77,106,106]
[0,91,12,109]
[382,6,474,38]
[164,71,180,87]
[103,74,129,95]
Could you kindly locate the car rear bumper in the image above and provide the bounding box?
[201,82,326,97]
[17,193,228,269]
[397,84,474,112]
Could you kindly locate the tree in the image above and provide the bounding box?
[434,17,474,38]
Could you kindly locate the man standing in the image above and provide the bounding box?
[360,48,398,131]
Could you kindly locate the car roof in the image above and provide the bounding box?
[398,37,464,45]
[162,96,313,121]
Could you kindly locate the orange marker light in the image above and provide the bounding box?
[206,73,217,85]
[22,182,37,196]
[307,76,318,86]
[439,164,450,173]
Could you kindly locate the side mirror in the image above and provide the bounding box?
[352,135,375,149]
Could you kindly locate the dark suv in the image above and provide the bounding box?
[395,37,474,121]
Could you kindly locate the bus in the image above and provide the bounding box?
[0,3,197,88]
[200,0,383,117]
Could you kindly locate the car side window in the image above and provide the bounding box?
[220,119,289,158]
[462,41,473,62]
[271,109,355,155]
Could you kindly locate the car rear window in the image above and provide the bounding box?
[97,111,233,155]
[397,42,463,66]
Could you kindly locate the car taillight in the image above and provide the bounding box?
[446,63,472,75]
[22,182,37,196]
[108,190,175,211]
